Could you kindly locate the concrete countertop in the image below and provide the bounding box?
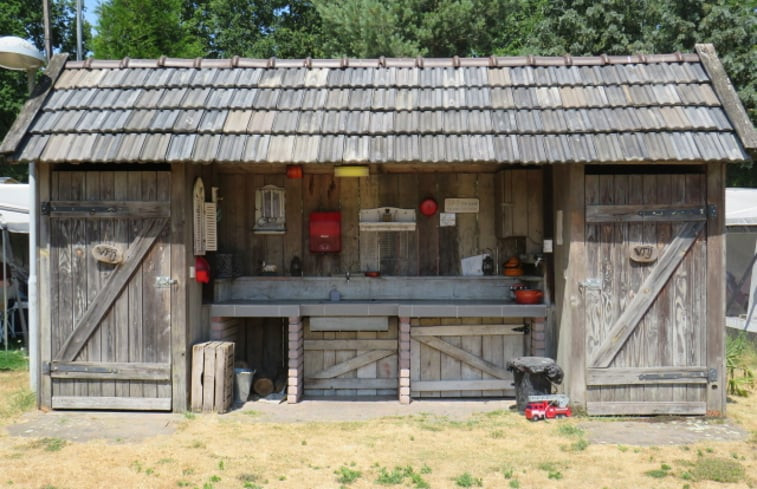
[209,300,548,318]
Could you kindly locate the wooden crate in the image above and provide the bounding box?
[191,341,235,413]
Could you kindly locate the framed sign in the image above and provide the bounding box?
[444,198,479,213]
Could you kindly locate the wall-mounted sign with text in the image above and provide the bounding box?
[444,198,479,213]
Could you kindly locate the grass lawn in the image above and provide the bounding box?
[0,346,755,489]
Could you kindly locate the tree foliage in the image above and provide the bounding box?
[93,0,203,58]
[1,0,90,180]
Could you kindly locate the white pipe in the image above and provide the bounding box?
[2,227,7,351]
[28,162,38,393]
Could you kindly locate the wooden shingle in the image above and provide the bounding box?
[2,50,750,165]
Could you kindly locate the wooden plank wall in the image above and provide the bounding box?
[216,170,542,277]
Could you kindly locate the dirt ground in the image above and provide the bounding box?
[4,398,749,446]
[1,374,756,489]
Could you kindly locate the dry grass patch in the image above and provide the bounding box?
[1,368,757,488]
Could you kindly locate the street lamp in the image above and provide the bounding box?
[0,36,46,93]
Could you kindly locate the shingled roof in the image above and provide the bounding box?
[2,44,754,165]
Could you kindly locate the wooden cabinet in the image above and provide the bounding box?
[495,168,544,255]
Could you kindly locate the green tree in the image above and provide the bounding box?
[1,0,90,180]
[196,0,323,58]
[93,0,203,58]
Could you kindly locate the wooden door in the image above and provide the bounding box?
[410,318,525,398]
[46,170,173,410]
[584,171,710,415]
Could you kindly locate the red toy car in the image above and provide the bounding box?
[524,395,572,421]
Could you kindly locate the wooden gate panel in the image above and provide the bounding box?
[410,318,525,398]
[48,170,172,410]
[303,318,398,397]
[584,172,708,415]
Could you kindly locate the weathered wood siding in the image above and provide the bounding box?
[216,169,544,277]
[303,317,398,397]
[410,317,525,398]
[583,169,709,415]
[46,169,173,410]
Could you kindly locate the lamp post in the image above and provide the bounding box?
[0,35,45,394]
[0,36,46,93]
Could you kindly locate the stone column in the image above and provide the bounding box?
[398,316,411,404]
[287,316,304,404]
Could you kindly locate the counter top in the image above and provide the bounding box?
[209,300,548,318]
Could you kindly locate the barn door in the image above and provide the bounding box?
[46,170,173,410]
[583,171,709,415]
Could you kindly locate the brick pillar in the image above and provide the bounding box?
[398,317,411,404]
[530,318,547,357]
[287,316,304,404]
[209,317,240,341]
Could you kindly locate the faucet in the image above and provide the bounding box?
[346,271,350,282]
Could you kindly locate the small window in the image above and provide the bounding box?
[254,185,286,234]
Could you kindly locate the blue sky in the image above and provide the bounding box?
[84,0,99,33]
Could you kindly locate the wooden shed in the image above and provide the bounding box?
[1,44,754,415]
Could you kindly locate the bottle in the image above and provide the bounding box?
[290,256,302,276]
[482,254,494,275]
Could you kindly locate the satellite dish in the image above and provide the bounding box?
[0,36,46,71]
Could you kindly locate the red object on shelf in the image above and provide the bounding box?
[195,256,211,283]
[309,211,341,253]
[514,289,543,304]
[286,165,303,179]
[419,198,438,217]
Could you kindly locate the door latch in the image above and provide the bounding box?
[155,276,177,288]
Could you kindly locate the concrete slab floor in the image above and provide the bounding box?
[4,399,749,446]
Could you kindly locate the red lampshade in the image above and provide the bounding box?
[286,165,303,179]
[419,198,438,217]
[195,256,211,283]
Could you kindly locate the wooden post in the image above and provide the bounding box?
[706,162,726,416]
[38,163,52,409]
[171,163,189,412]
[554,164,586,408]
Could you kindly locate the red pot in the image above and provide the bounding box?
[514,289,543,304]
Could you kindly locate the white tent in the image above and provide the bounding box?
[0,182,30,234]
[0,182,29,347]
[726,187,757,333]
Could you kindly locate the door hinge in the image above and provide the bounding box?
[41,202,50,216]
[638,206,706,219]
[42,361,51,374]
[513,324,530,334]
[708,204,717,218]
[708,368,718,383]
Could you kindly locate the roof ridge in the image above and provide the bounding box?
[65,53,702,70]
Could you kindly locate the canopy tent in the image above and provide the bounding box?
[726,187,757,333]
[0,183,30,234]
[0,183,29,348]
